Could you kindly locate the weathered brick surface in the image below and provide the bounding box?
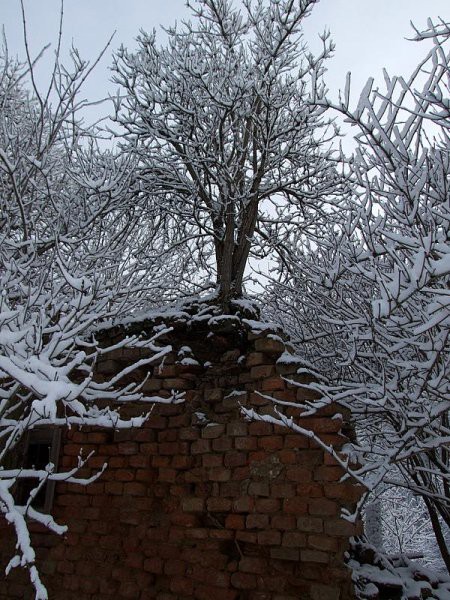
[0,320,361,600]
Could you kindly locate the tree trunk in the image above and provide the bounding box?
[424,496,450,575]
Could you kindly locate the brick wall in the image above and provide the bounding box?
[0,314,363,600]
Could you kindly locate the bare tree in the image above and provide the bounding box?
[259,19,450,572]
[112,0,343,309]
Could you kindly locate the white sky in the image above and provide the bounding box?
[1,0,449,125]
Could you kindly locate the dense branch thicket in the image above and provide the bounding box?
[262,19,450,571]
[0,27,183,598]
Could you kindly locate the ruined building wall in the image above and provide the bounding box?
[0,316,363,600]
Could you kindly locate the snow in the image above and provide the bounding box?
[350,539,450,600]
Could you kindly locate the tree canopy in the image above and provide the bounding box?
[112,0,342,307]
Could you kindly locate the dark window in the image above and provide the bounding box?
[16,428,61,513]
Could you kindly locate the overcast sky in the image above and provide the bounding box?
[2,0,449,124]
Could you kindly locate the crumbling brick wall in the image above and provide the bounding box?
[0,313,363,600]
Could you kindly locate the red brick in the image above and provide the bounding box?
[246,514,269,529]
[248,422,273,436]
[261,377,284,391]
[213,437,233,451]
[310,584,341,600]
[184,528,208,539]
[236,530,258,544]
[246,352,266,367]
[168,527,186,542]
[314,466,343,482]
[115,469,135,482]
[258,436,283,451]
[295,450,323,467]
[191,564,230,587]
[207,497,232,512]
[192,439,211,454]
[169,413,191,428]
[159,441,181,455]
[283,498,308,515]
[125,553,144,570]
[271,483,295,498]
[104,482,124,495]
[308,534,339,552]
[273,389,297,402]
[158,468,177,482]
[285,467,312,483]
[140,443,157,456]
[257,530,281,545]
[231,572,257,590]
[129,454,151,468]
[297,516,324,533]
[284,434,309,449]
[171,455,194,469]
[235,436,257,450]
[259,575,289,592]
[221,481,241,496]
[179,426,199,440]
[238,556,267,574]
[225,514,245,529]
[204,388,223,402]
[254,338,285,354]
[170,576,194,596]
[248,481,269,497]
[255,498,280,513]
[85,482,104,495]
[87,432,109,443]
[196,584,239,600]
[164,559,186,576]
[203,454,223,468]
[87,455,109,468]
[277,449,297,464]
[271,514,296,530]
[133,428,156,442]
[227,422,248,437]
[296,483,323,498]
[295,416,341,433]
[248,392,271,407]
[170,512,199,527]
[209,468,231,482]
[224,452,248,468]
[324,519,357,537]
[308,499,338,516]
[159,429,177,443]
[202,424,226,439]
[182,497,205,512]
[124,482,147,496]
[185,468,203,483]
[282,531,307,547]
[324,452,342,466]
[251,365,275,379]
[249,450,267,462]
[209,529,234,541]
[270,547,300,562]
[147,415,167,429]
[300,549,329,564]
[235,466,252,481]
[163,378,193,390]
[118,441,138,455]
[324,483,363,502]
[64,443,86,456]
[233,496,254,512]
